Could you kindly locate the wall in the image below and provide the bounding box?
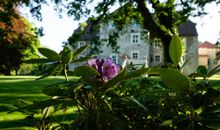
[99,23,150,67]
[182,36,198,75]
[199,47,220,72]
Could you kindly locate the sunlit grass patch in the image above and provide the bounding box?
[0,76,78,129]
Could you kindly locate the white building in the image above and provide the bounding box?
[69,20,198,75]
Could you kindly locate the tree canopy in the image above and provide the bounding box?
[63,0,219,63]
[0,8,40,75]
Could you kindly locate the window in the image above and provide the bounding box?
[131,52,139,59]
[110,53,118,63]
[154,40,161,47]
[78,41,85,48]
[208,59,210,65]
[155,55,160,62]
[131,33,140,44]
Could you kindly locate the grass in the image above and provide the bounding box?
[209,75,220,88]
[0,76,78,130]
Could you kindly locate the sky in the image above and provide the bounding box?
[21,2,220,52]
[22,4,79,52]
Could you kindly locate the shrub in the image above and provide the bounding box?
[12,36,220,130]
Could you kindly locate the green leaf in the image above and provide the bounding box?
[169,35,183,65]
[72,56,91,63]
[161,120,172,126]
[147,67,161,75]
[202,118,220,129]
[197,65,208,76]
[42,85,68,96]
[100,67,149,94]
[129,96,148,112]
[37,63,63,80]
[99,112,127,130]
[72,45,89,58]
[38,48,61,61]
[24,58,54,64]
[207,65,220,77]
[160,68,190,91]
[72,66,100,78]
[123,67,150,80]
[61,47,73,64]
[202,104,220,115]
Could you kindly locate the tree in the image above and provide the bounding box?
[57,0,219,64]
[0,9,40,75]
[2,0,219,64]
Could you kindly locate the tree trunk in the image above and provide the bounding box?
[136,0,175,65]
[15,68,18,75]
[161,35,172,64]
[5,68,11,75]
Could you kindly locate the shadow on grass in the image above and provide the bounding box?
[0,113,79,129]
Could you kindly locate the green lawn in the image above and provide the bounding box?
[209,75,220,88]
[0,76,78,130]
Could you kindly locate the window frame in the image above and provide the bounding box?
[154,55,161,62]
[131,33,140,44]
[131,51,139,59]
[154,40,161,47]
[110,53,118,64]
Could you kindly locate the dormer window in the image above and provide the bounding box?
[78,41,85,48]
[154,40,161,47]
[131,33,140,44]
[155,42,161,47]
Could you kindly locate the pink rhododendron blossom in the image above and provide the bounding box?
[87,58,120,82]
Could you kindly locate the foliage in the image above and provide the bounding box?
[0,9,40,75]
[64,0,219,64]
[12,35,220,130]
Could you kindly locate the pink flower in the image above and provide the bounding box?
[87,58,120,82]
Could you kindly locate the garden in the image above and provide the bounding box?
[1,0,220,130]
[1,36,220,129]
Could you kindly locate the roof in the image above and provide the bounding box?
[199,41,216,48]
[74,19,198,41]
[74,19,99,40]
[178,20,198,36]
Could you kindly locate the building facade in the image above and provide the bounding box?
[70,20,199,75]
[99,22,150,67]
[198,41,220,71]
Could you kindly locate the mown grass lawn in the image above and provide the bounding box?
[0,76,78,130]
